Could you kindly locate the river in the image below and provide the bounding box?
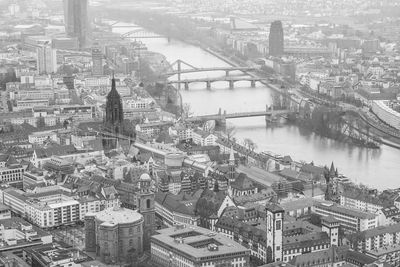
[113,25,400,190]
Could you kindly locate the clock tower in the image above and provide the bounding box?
[137,173,155,250]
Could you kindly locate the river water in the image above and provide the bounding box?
[113,26,400,190]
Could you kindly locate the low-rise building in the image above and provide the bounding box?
[365,243,400,267]
[25,242,92,267]
[155,192,199,226]
[0,217,52,252]
[354,223,400,252]
[192,129,218,146]
[314,203,378,232]
[151,225,251,267]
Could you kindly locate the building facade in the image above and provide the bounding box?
[151,225,251,267]
[63,0,88,48]
[85,207,144,264]
[269,21,284,57]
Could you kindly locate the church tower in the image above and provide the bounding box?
[104,76,124,150]
[265,203,284,263]
[137,173,155,250]
[228,146,236,182]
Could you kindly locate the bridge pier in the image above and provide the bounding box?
[206,81,211,90]
[229,80,234,89]
[184,82,189,90]
[251,80,256,88]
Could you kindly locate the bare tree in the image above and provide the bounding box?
[226,123,236,141]
[182,103,193,119]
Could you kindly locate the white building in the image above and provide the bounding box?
[314,203,378,232]
[28,131,58,145]
[192,129,218,146]
[372,100,400,130]
[340,194,384,214]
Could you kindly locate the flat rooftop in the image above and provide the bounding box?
[151,225,250,260]
[316,203,376,220]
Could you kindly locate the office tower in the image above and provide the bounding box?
[37,43,57,74]
[63,0,88,48]
[92,45,103,76]
[269,20,284,57]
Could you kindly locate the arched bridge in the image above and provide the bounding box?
[121,29,164,39]
[164,67,256,76]
[186,109,291,122]
[168,76,268,89]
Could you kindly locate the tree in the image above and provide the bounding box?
[225,123,236,141]
[182,103,193,119]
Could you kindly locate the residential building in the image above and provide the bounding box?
[365,243,400,267]
[354,223,400,252]
[192,129,218,146]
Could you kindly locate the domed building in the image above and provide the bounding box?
[85,207,144,264]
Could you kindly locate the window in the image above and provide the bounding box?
[276,220,281,230]
[146,199,151,209]
[276,246,280,251]
[129,239,133,246]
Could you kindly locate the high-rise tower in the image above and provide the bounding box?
[269,20,284,57]
[63,0,88,48]
[92,44,103,76]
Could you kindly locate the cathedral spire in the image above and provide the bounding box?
[229,146,235,163]
[111,72,116,91]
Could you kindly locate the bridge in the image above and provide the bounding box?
[121,29,164,39]
[165,60,257,90]
[168,76,267,90]
[186,108,291,124]
[164,66,256,77]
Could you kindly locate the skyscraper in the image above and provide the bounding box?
[92,45,103,76]
[63,0,88,48]
[269,20,284,57]
[37,43,57,74]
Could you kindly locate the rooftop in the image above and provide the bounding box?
[361,223,400,239]
[89,207,143,226]
[151,225,250,260]
[316,203,377,220]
